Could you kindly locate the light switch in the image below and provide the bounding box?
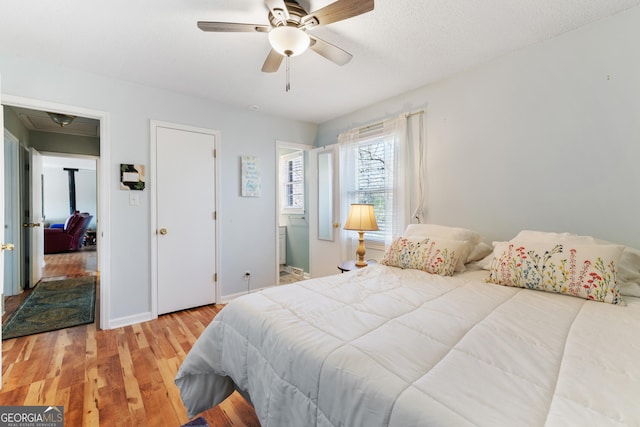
[129,192,139,206]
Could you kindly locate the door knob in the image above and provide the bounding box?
[22,223,41,227]
[1,243,15,251]
[159,228,168,235]
[333,222,340,228]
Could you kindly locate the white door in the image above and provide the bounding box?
[3,130,20,296]
[308,144,343,278]
[27,147,45,287]
[154,124,217,315]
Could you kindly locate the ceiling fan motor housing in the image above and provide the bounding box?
[268,0,307,28]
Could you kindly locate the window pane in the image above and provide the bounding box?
[281,151,304,211]
[351,138,392,243]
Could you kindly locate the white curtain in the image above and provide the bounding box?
[339,113,425,253]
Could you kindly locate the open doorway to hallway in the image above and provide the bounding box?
[2,105,100,325]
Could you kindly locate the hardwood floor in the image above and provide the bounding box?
[1,250,260,426]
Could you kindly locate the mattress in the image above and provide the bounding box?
[175,264,640,426]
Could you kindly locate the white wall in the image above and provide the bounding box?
[43,156,97,228]
[317,6,640,249]
[1,55,317,325]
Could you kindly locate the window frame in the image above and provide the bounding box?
[279,150,305,215]
[344,132,395,246]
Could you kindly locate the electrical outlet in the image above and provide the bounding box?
[243,271,251,280]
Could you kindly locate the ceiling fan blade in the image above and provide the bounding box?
[264,0,290,25]
[262,49,284,73]
[303,0,374,28]
[308,35,352,66]
[197,21,270,33]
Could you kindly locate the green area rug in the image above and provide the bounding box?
[2,276,96,340]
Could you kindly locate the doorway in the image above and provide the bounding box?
[40,153,98,280]
[275,141,310,284]
[2,95,110,328]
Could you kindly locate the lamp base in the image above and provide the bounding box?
[355,231,367,267]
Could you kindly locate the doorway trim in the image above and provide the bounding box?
[2,94,111,329]
[149,120,220,318]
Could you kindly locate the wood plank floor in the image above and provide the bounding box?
[1,251,260,426]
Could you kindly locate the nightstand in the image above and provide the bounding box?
[338,259,377,273]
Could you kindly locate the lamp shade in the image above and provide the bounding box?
[268,26,310,57]
[344,204,379,231]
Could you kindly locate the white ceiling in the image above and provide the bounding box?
[1,0,639,124]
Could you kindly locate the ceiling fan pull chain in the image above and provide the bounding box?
[285,55,291,92]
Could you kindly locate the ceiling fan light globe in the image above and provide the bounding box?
[268,26,309,57]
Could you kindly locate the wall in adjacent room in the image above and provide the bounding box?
[42,156,97,229]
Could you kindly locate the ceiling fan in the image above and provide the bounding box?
[198,0,374,91]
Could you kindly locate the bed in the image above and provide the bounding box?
[175,226,640,426]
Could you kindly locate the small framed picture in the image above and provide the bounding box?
[241,156,261,197]
[120,164,145,190]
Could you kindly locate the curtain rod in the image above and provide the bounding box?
[357,110,425,132]
[405,109,424,118]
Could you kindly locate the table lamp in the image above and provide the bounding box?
[343,203,379,267]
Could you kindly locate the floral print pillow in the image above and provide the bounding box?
[380,236,466,276]
[487,242,625,304]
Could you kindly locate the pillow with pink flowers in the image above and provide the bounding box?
[380,236,468,276]
[486,241,625,304]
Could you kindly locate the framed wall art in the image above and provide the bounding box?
[241,155,261,197]
[120,164,146,190]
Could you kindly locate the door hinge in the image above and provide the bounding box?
[213,211,217,220]
[213,149,217,158]
[214,273,217,282]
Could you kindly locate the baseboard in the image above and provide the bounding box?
[221,285,276,304]
[107,311,153,329]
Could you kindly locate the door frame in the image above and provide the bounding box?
[149,120,220,318]
[2,94,111,329]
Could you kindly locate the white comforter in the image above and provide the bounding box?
[175,265,640,426]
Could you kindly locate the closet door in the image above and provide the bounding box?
[153,122,217,315]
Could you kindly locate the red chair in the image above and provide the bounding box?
[44,211,93,254]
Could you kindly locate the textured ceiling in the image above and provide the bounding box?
[1,0,639,124]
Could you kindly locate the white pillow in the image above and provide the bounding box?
[467,242,493,263]
[510,230,597,245]
[403,224,482,272]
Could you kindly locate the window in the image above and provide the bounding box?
[340,114,423,249]
[342,125,398,244]
[280,151,304,213]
